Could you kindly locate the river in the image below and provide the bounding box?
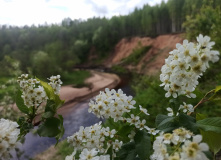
[12,75,134,160]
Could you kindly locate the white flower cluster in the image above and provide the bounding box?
[0,118,20,159]
[151,128,209,160]
[17,74,62,108]
[88,88,136,121]
[65,148,110,160]
[125,113,149,130]
[48,75,62,95]
[89,88,151,132]
[167,102,194,117]
[66,122,122,160]
[17,74,48,108]
[160,34,219,98]
[179,102,194,113]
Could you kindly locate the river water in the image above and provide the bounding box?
[13,99,100,160]
[11,73,134,160]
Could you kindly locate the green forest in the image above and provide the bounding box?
[0,0,220,79]
[1,0,221,159]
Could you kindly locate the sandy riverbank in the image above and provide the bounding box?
[57,70,121,116]
[33,71,120,160]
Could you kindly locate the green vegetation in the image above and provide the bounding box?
[61,70,91,87]
[51,140,74,160]
[183,2,221,50]
[122,45,151,65]
[56,140,74,159]
[1,0,217,79]
[111,65,129,74]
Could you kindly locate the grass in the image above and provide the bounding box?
[55,140,74,159]
[111,65,129,74]
[121,45,151,65]
[33,140,74,160]
[61,70,91,87]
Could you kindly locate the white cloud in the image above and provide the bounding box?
[0,0,166,26]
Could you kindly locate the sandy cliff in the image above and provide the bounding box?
[106,33,184,75]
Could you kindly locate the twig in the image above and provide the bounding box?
[188,89,215,115]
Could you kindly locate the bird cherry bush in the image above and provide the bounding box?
[64,34,221,160]
[0,34,220,160]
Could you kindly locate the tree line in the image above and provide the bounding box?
[0,0,220,78]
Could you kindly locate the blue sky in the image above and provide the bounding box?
[0,0,166,26]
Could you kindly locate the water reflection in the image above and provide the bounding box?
[14,100,100,160]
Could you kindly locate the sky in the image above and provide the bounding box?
[0,0,166,26]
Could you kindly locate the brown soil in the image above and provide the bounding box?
[106,33,185,75]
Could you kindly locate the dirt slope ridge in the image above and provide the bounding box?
[107,33,184,75]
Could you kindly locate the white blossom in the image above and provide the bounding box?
[48,75,63,94]
[67,122,122,159]
[179,102,194,113]
[0,118,21,159]
[160,34,219,98]
[88,88,136,122]
[150,128,209,160]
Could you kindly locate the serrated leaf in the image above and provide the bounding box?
[196,117,221,133]
[178,113,197,133]
[117,142,136,160]
[196,113,207,121]
[134,130,151,160]
[169,99,180,113]
[55,114,65,143]
[37,78,64,108]
[156,114,173,126]
[215,86,221,92]
[45,100,56,112]
[156,114,177,132]
[209,86,221,101]
[37,78,56,99]
[117,124,134,141]
[37,117,60,137]
[15,90,29,114]
[42,111,55,119]
[103,118,121,130]
[200,130,221,154]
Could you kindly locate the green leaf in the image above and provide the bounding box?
[169,99,180,113]
[178,113,198,133]
[200,130,221,154]
[37,78,55,100]
[42,111,55,119]
[117,142,136,160]
[103,118,121,130]
[155,114,177,132]
[134,130,151,160]
[196,117,221,133]
[37,78,65,108]
[37,117,60,137]
[215,86,221,92]
[45,100,56,112]
[117,124,134,141]
[55,115,65,143]
[15,90,29,114]
[17,117,33,140]
[196,113,207,121]
[37,78,64,106]
[209,86,221,101]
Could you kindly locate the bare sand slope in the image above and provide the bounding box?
[57,70,120,116]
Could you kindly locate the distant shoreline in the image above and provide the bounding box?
[57,70,121,116]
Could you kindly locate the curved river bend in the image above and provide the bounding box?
[12,77,134,160]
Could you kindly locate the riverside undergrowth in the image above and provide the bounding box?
[1,34,221,160]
